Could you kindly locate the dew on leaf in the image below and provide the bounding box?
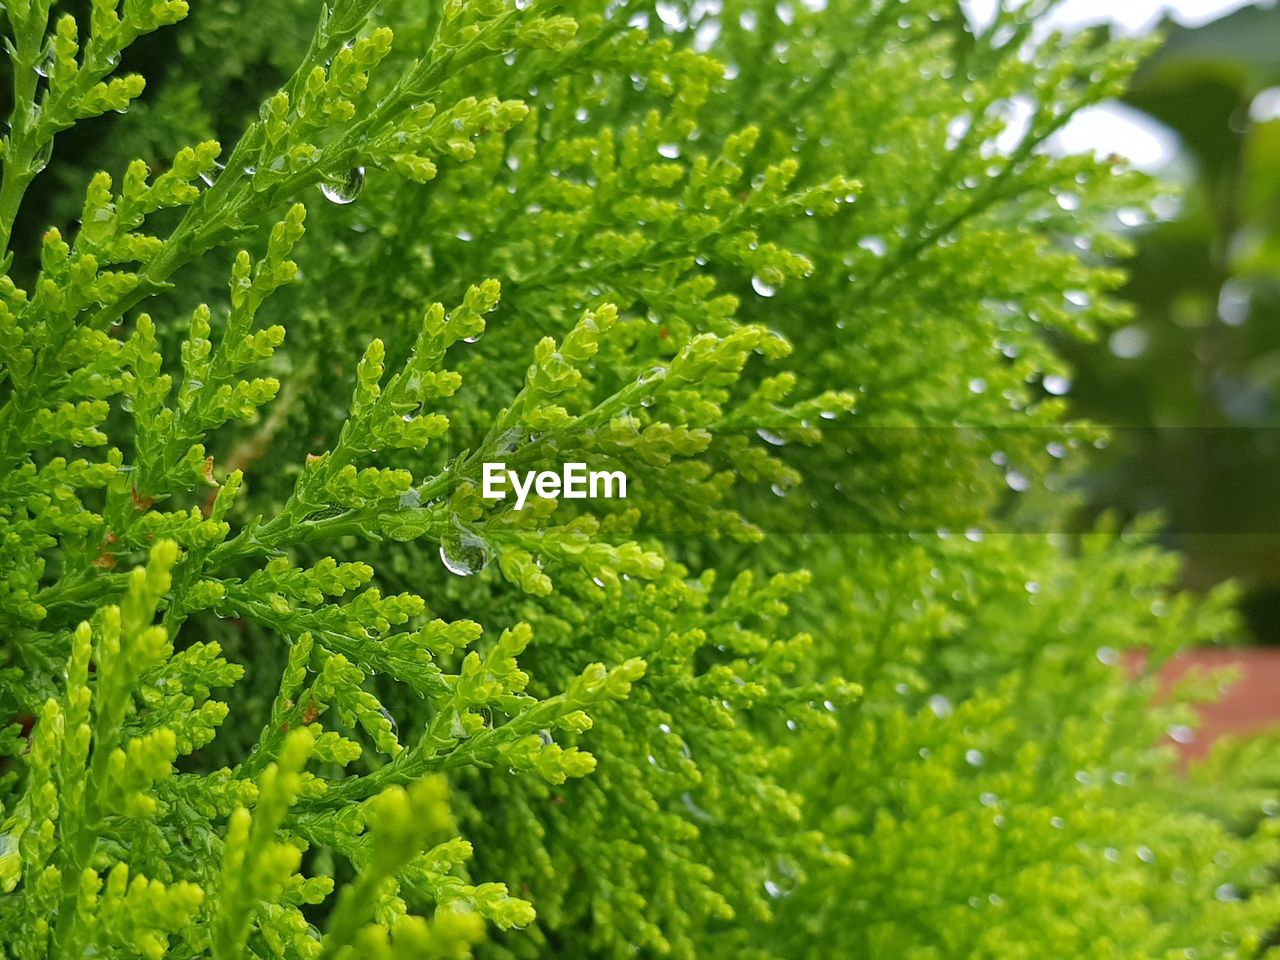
[1042,374,1072,396]
[320,166,366,205]
[439,519,490,576]
[756,428,786,446]
[751,275,778,297]
[928,694,953,718]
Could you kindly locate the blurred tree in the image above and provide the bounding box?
[1060,2,1280,641]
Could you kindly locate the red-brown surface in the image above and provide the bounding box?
[1142,648,1280,760]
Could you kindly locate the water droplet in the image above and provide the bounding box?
[320,166,365,205]
[965,749,984,767]
[1117,207,1147,228]
[764,879,784,898]
[439,519,490,576]
[682,792,713,822]
[31,137,53,174]
[450,710,469,739]
[751,275,777,297]
[1096,646,1119,665]
[1050,816,1065,829]
[1137,845,1155,863]
[636,365,668,386]
[1042,374,1072,396]
[979,791,998,807]
[928,694,953,718]
[1109,325,1149,359]
[968,378,987,394]
[657,142,681,159]
[858,236,887,257]
[1167,724,1195,745]
[456,229,473,242]
[1005,470,1030,492]
[756,428,786,446]
[1215,883,1241,902]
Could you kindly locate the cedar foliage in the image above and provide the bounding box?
[0,1,1277,958]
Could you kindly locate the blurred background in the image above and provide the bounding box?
[967,0,1280,750]
[967,0,1280,634]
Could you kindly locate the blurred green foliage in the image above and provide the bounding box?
[1061,2,1280,638]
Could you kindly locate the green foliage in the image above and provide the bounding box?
[1060,3,1280,614]
[0,1,1277,958]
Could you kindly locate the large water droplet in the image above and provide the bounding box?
[439,519,490,576]
[1042,374,1072,396]
[964,749,984,767]
[31,137,53,175]
[928,694,953,718]
[751,275,777,297]
[756,428,786,447]
[320,166,365,205]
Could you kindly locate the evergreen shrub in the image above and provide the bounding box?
[1,1,1277,957]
